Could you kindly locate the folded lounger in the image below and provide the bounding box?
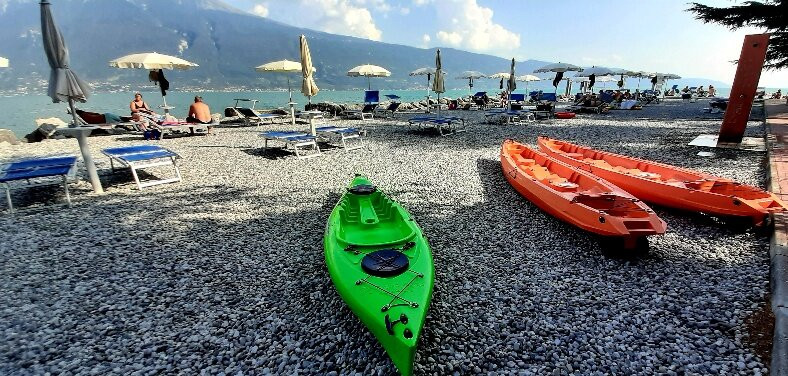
[407,115,466,136]
[102,145,181,189]
[315,126,364,151]
[259,131,321,159]
[0,156,77,213]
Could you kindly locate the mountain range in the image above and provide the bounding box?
[0,0,729,93]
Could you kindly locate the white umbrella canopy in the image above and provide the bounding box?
[410,67,435,76]
[487,72,511,79]
[575,66,614,77]
[109,52,198,70]
[457,70,485,93]
[0,57,8,68]
[516,74,540,82]
[534,62,582,73]
[411,67,436,101]
[255,59,315,73]
[347,64,390,90]
[256,58,316,103]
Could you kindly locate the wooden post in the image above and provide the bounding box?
[718,33,770,144]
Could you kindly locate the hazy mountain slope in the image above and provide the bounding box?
[0,0,728,92]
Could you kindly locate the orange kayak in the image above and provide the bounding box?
[501,140,666,246]
[538,136,787,225]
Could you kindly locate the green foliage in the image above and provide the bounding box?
[688,1,788,69]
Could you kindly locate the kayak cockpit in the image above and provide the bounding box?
[335,186,417,246]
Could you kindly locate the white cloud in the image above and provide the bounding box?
[260,0,382,41]
[420,33,431,47]
[433,0,520,56]
[413,0,432,5]
[400,7,410,14]
[251,3,268,17]
[178,39,189,54]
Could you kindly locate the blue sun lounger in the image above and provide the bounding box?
[102,145,181,189]
[0,155,77,213]
[407,115,466,136]
[315,126,364,151]
[260,131,321,159]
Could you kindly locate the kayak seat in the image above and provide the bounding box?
[550,179,579,192]
[564,152,584,160]
[529,165,552,181]
[336,192,416,246]
[513,154,535,166]
[587,159,612,169]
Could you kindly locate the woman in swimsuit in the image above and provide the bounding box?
[130,93,155,121]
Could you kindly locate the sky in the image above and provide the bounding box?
[223,0,788,87]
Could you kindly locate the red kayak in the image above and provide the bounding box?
[538,136,787,225]
[501,140,666,248]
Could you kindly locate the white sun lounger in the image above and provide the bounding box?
[102,145,182,189]
[0,155,77,213]
[315,126,364,151]
[259,131,321,159]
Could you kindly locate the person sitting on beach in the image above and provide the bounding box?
[130,93,155,120]
[698,86,706,96]
[708,85,716,97]
[681,86,690,94]
[186,96,213,134]
[772,89,783,99]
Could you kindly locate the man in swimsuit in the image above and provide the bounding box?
[186,96,213,135]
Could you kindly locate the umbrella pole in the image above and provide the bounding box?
[69,98,104,193]
[427,76,431,103]
[367,76,371,90]
[162,95,169,115]
[288,77,292,103]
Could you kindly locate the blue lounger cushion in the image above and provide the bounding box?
[0,156,77,183]
[316,126,358,134]
[103,145,178,163]
[262,131,308,138]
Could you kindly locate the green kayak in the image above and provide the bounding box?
[324,175,434,376]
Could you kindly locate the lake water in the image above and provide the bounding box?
[0,86,750,138]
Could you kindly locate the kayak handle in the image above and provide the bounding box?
[385,313,409,335]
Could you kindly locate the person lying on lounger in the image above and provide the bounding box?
[186,96,213,134]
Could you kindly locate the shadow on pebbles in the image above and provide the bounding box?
[0,100,773,375]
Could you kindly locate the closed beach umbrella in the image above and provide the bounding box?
[109,52,198,113]
[347,64,390,90]
[255,59,314,103]
[410,67,436,101]
[40,0,101,193]
[0,57,8,68]
[300,34,319,134]
[432,49,445,116]
[457,70,485,93]
[507,58,517,93]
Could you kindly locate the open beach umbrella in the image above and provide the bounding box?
[517,74,540,95]
[575,66,614,77]
[40,0,101,193]
[347,64,390,90]
[255,59,315,103]
[432,49,445,116]
[410,67,436,102]
[300,34,319,134]
[456,71,485,94]
[534,62,582,93]
[0,57,8,68]
[109,52,198,114]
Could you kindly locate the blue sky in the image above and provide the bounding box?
[224,0,787,87]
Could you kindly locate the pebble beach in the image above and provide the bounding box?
[0,99,774,375]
